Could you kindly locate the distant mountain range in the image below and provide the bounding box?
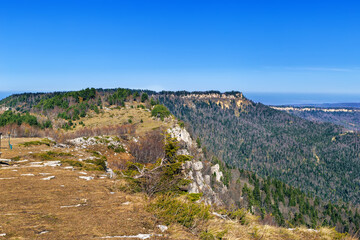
[290,103,360,109]
[273,105,360,131]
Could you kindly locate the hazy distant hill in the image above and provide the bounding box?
[293,103,360,109]
[273,106,360,131]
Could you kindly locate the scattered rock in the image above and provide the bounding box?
[39,173,51,176]
[55,143,68,148]
[212,212,228,220]
[60,199,87,208]
[192,161,203,171]
[42,176,55,180]
[99,234,162,239]
[43,161,61,167]
[79,172,87,175]
[204,175,211,185]
[122,201,131,205]
[60,203,82,208]
[63,166,74,170]
[168,126,193,147]
[0,159,11,163]
[39,230,49,234]
[211,164,223,182]
[79,176,93,181]
[106,163,116,178]
[17,160,28,163]
[30,162,43,165]
[0,233,6,237]
[21,173,35,176]
[157,225,168,232]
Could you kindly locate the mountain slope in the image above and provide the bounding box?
[156,91,360,205]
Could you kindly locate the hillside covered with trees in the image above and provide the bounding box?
[156,91,360,206]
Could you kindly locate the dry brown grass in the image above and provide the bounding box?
[0,149,164,239]
[0,140,166,239]
[201,217,356,240]
[0,135,356,240]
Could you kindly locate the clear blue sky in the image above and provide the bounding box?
[1,0,359,93]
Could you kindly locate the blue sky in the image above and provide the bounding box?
[0,0,359,93]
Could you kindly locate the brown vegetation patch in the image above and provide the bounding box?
[0,166,161,239]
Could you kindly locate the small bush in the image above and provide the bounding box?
[228,208,249,225]
[84,156,106,171]
[108,144,126,153]
[61,159,84,168]
[187,193,203,202]
[141,93,148,102]
[11,156,21,161]
[32,151,73,160]
[21,138,55,147]
[151,105,170,120]
[200,231,216,240]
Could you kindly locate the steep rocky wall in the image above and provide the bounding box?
[168,125,234,206]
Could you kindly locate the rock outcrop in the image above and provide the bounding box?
[168,125,227,206]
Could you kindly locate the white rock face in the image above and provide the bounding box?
[177,149,190,155]
[211,164,223,182]
[167,126,193,147]
[204,175,211,185]
[167,125,225,206]
[192,161,203,171]
[184,160,223,205]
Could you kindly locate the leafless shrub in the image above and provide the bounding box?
[0,123,135,143]
[260,213,277,226]
[129,130,165,164]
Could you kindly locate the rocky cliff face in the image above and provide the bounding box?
[168,125,229,206]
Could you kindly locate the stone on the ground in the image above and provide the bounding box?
[157,225,168,232]
[42,176,55,180]
[79,176,93,180]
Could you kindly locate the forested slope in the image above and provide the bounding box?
[157,91,360,205]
